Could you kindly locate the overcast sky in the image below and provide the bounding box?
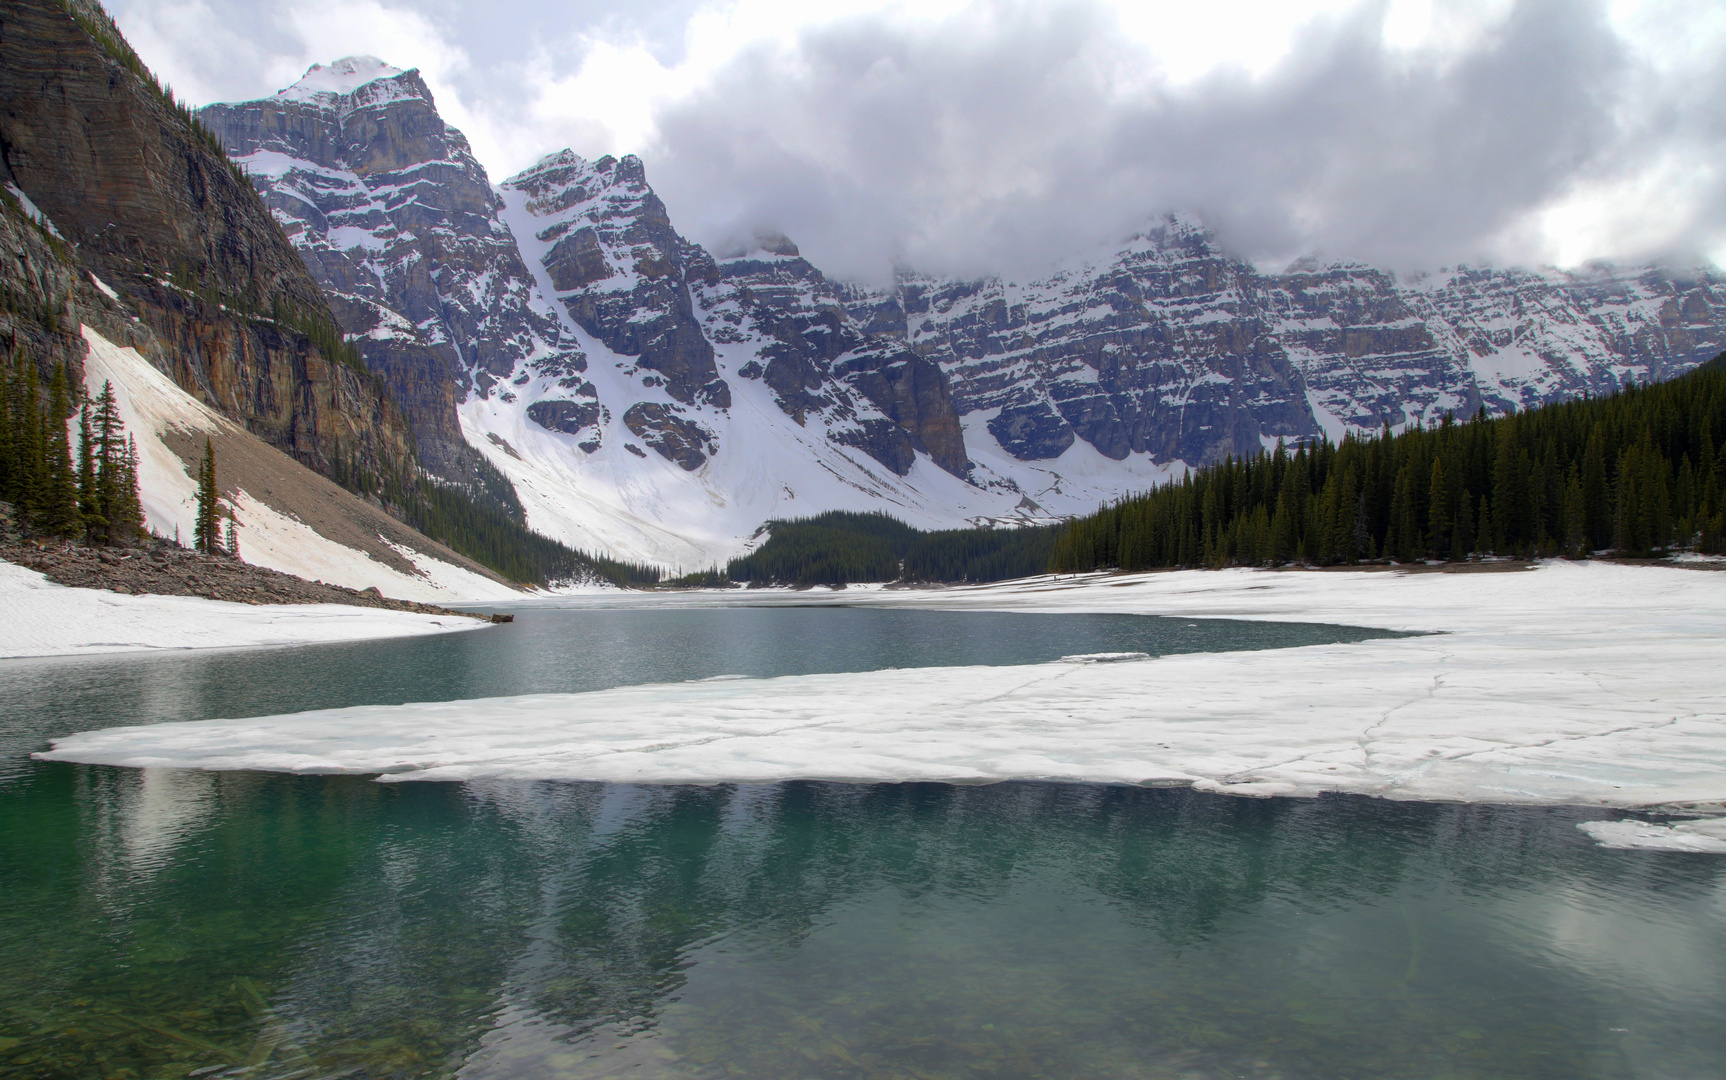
[107,0,1726,284]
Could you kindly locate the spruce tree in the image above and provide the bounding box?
[40,363,80,535]
[76,401,103,541]
[18,361,44,523]
[0,354,15,503]
[194,437,219,554]
[1427,457,1451,558]
[111,436,144,542]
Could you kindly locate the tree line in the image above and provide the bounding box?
[693,511,1059,587]
[1050,352,1726,573]
[0,352,144,545]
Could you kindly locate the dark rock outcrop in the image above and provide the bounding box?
[526,398,601,435]
[837,348,969,476]
[622,402,713,471]
[987,402,1074,461]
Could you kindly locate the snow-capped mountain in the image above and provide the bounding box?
[200,57,586,475]
[203,59,1726,570]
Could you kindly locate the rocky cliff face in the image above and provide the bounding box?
[199,58,585,476]
[884,216,1726,467]
[212,57,1726,569]
[0,0,414,480]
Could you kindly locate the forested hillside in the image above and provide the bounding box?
[705,512,1059,586]
[1051,353,1726,572]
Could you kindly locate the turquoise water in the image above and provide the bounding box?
[2,606,1723,1079]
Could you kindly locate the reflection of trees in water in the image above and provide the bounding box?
[1,772,1704,1079]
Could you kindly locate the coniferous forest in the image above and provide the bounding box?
[1050,352,1726,573]
[710,511,1060,586]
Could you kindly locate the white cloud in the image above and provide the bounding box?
[106,0,1726,282]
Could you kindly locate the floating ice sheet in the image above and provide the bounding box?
[37,563,1726,827]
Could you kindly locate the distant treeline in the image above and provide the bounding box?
[686,511,1059,587]
[1051,352,1726,572]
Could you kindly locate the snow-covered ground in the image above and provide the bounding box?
[0,561,487,659]
[36,562,1726,853]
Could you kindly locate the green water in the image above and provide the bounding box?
[1,607,1722,1079]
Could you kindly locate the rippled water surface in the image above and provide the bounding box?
[2,605,1722,1079]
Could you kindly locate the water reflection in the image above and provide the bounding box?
[4,771,1723,1079]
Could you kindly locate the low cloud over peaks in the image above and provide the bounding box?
[644,0,1723,283]
[112,0,1726,283]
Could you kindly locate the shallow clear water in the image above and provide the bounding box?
[2,606,1722,1079]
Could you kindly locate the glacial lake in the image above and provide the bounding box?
[2,602,1723,1079]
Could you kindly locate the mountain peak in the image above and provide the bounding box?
[280,56,410,100]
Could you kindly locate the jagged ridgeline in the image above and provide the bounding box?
[709,511,1059,586]
[1052,352,1726,571]
[0,0,647,587]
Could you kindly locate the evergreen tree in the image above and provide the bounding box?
[194,437,220,554]
[76,401,102,540]
[112,436,144,541]
[0,355,15,504]
[40,363,80,535]
[1427,456,1452,558]
[17,360,44,522]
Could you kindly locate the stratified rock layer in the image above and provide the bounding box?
[0,3,414,480]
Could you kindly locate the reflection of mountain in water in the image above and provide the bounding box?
[6,772,1723,1079]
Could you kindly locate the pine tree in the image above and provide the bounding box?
[1427,456,1452,558]
[40,363,80,535]
[76,401,103,540]
[112,436,143,542]
[18,361,44,522]
[0,354,15,503]
[224,511,239,559]
[194,437,219,554]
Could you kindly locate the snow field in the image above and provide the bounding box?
[0,560,486,659]
[37,562,1726,855]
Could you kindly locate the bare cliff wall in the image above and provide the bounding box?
[0,0,415,480]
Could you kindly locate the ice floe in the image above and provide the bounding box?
[36,562,1726,836]
[1576,819,1726,854]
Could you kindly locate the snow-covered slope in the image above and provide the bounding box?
[82,326,520,602]
[206,60,1726,572]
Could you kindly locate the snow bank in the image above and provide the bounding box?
[0,560,485,659]
[38,563,1726,830]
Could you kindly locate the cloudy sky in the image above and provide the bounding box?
[108,0,1726,284]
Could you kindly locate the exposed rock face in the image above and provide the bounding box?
[882,218,1726,464]
[199,58,586,475]
[503,152,729,409]
[0,2,414,480]
[526,398,601,435]
[622,402,713,471]
[686,233,972,477]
